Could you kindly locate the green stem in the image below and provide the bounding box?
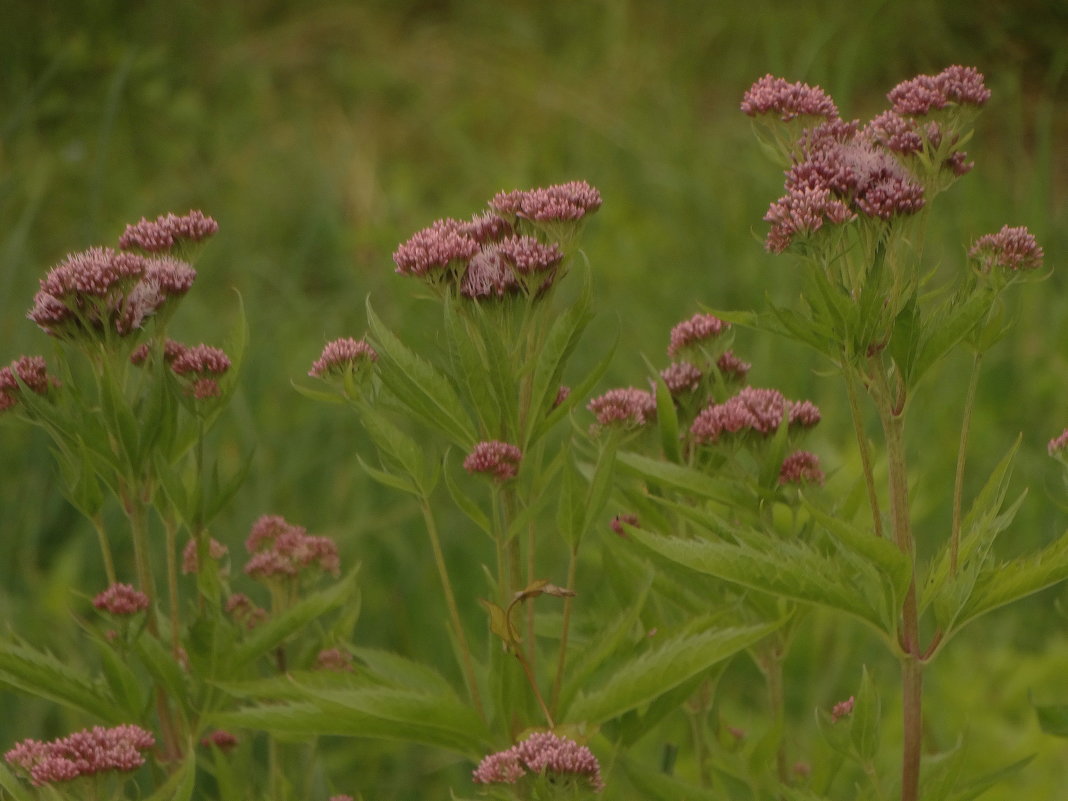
[163,516,181,659]
[549,546,578,712]
[844,359,884,539]
[950,353,983,574]
[419,498,486,723]
[765,646,788,785]
[90,514,118,587]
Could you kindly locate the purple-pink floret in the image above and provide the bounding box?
[181,537,229,575]
[0,356,58,412]
[5,724,155,787]
[315,648,355,672]
[717,350,751,381]
[610,513,640,537]
[462,212,513,244]
[225,593,268,629]
[888,65,990,116]
[779,450,825,486]
[463,441,523,481]
[170,344,231,376]
[660,362,703,395]
[691,387,820,445]
[1048,428,1068,457]
[741,74,839,122]
[969,225,1044,273]
[496,235,564,275]
[93,583,150,616]
[668,313,730,358]
[309,337,378,378]
[460,247,519,298]
[490,181,603,223]
[200,730,238,752]
[588,387,657,427]
[393,218,480,277]
[244,514,340,580]
[831,696,855,722]
[119,210,218,253]
[473,732,604,792]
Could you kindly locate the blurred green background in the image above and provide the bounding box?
[1,1,1067,798]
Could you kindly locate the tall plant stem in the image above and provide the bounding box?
[419,498,486,723]
[163,517,181,659]
[764,646,789,784]
[90,514,117,586]
[875,377,922,801]
[950,353,983,574]
[550,545,578,712]
[844,359,884,539]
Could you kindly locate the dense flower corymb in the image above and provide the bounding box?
[93,583,150,616]
[779,450,825,486]
[1049,428,1068,457]
[119,210,219,252]
[244,514,340,581]
[5,724,154,787]
[309,337,378,378]
[490,180,603,223]
[691,387,820,445]
[463,441,523,481]
[969,225,1044,273]
[741,74,839,122]
[473,731,604,792]
[887,65,991,116]
[393,218,480,277]
[0,356,58,413]
[587,387,657,428]
[668,313,730,357]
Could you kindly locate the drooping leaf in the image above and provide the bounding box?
[851,666,881,763]
[0,639,120,722]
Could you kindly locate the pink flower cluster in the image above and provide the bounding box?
[5,724,154,787]
[119,210,219,253]
[181,537,229,574]
[660,361,703,395]
[1049,428,1068,457]
[969,225,1044,273]
[393,181,599,299]
[887,65,991,116]
[0,355,58,413]
[463,440,523,481]
[831,695,855,722]
[244,515,340,581]
[779,450,824,486]
[200,730,238,752]
[28,244,197,340]
[130,339,231,399]
[741,74,839,122]
[587,387,657,428]
[717,350,752,381]
[309,337,378,378]
[691,387,820,445]
[92,583,150,616]
[472,731,604,792]
[315,648,355,672]
[226,593,268,629]
[667,313,730,358]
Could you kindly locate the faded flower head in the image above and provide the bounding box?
[969,225,1044,273]
[691,387,820,446]
[779,450,825,486]
[315,648,355,672]
[888,65,990,116]
[244,515,340,581]
[92,583,150,616]
[463,440,523,482]
[668,313,730,358]
[309,337,378,378]
[5,724,155,787]
[0,356,58,413]
[741,74,839,122]
[225,593,268,629]
[460,246,519,299]
[119,210,219,253]
[588,387,657,428]
[473,731,604,792]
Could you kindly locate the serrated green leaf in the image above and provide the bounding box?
[443,456,493,537]
[851,666,880,763]
[616,451,735,505]
[366,299,476,448]
[0,761,35,801]
[91,636,146,718]
[912,291,990,385]
[227,570,358,670]
[357,402,435,495]
[530,329,617,444]
[0,640,120,722]
[443,295,499,435]
[356,454,421,496]
[291,379,347,404]
[564,619,775,725]
[556,455,584,548]
[352,647,458,698]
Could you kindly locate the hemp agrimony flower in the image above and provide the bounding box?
[778,450,825,486]
[0,355,58,412]
[472,731,604,793]
[690,387,820,445]
[309,337,378,378]
[667,312,730,358]
[92,583,150,616]
[587,387,657,428]
[119,209,219,253]
[244,514,341,581]
[463,440,523,481]
[969,225,1045,274]
[5,724,155,787]
[740,74,839,122]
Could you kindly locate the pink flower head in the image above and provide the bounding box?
[181,537,229,574]
[462,211,513,244]
[244,515,340,581]
[741,74,839,122]
[668,313,730,358]
[119,210,219,253]
[553,385,571,408]
[460,246,519,299]
[490,181,603,223]
[587,387,657,428]
[660,362,702,395]
[779,450,825,486]
[764,185,855,253]
[716,350,751,381]
[473,732,603,792]
[225,593,268,629]
[392,218,480,277]
[969,225,1044,273]
[831,695,855,722]
[315,648,355,672]
[130,338,188,367]
[887,65,990,116]
[5,724,155,787]
[691,387,820,445]
[0,356,58,413]
[496,235,564,275]
[92,583,150,616]
[200,730,238,752]
[1048,428,1068,457]
[309,337,378,378]
[463,440,523,481]
[170,344,231,377]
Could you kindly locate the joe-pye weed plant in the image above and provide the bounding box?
[0,66,1066,801]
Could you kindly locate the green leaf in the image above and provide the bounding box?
[366,299,476,448]
[653,376,682,463]
[620,755,721,801]
[133,633,191,715]
[851,666,881,763]
[0,761,36,801]
[912,291,991,385]
[352,647,459,698]
[357,402,436,495]
[556,455,585,548]
[143,746,196,801]
[227,570,358,670]
[577,440,618,547]
[947,755,1034,801]
[630,528,889,634]
[443,295,499,435]
[443,455,493,537]
[90,635,147,719]
[530,329,617,444]
[563,618,776,725]
[1035,699,1068,737]
[616,451,736,505]
[356,454,420,496]
[0,639,120,722]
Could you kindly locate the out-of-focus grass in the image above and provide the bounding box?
[1,1,1066,798]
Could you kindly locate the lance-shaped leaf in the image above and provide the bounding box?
[616,451,737,506]
[443,295,499,435]
[0,639,120,722]
[851,666,881,763]
[143,745,196,801]
[366,299,476,448]
[620,755,722,801]
[630,528,890,634]
[910,290,991,387]
[357,402,437,496]
[563,618,776,725]
[0,761,36,801]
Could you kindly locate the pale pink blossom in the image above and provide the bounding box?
[0,356,58,413]
[969,225,1044,273]
[309,337,377,378]
[244,515,340,581]
[587,387,657,427]
[668,313,730,358]
[741,74,839,122]
[92,583,150,616]
[473,731,603,791]
[5,724,154,787]
[463,441,523,481]
[779,450,825,486]
[392,218,479,277]
[119,210,218,252]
